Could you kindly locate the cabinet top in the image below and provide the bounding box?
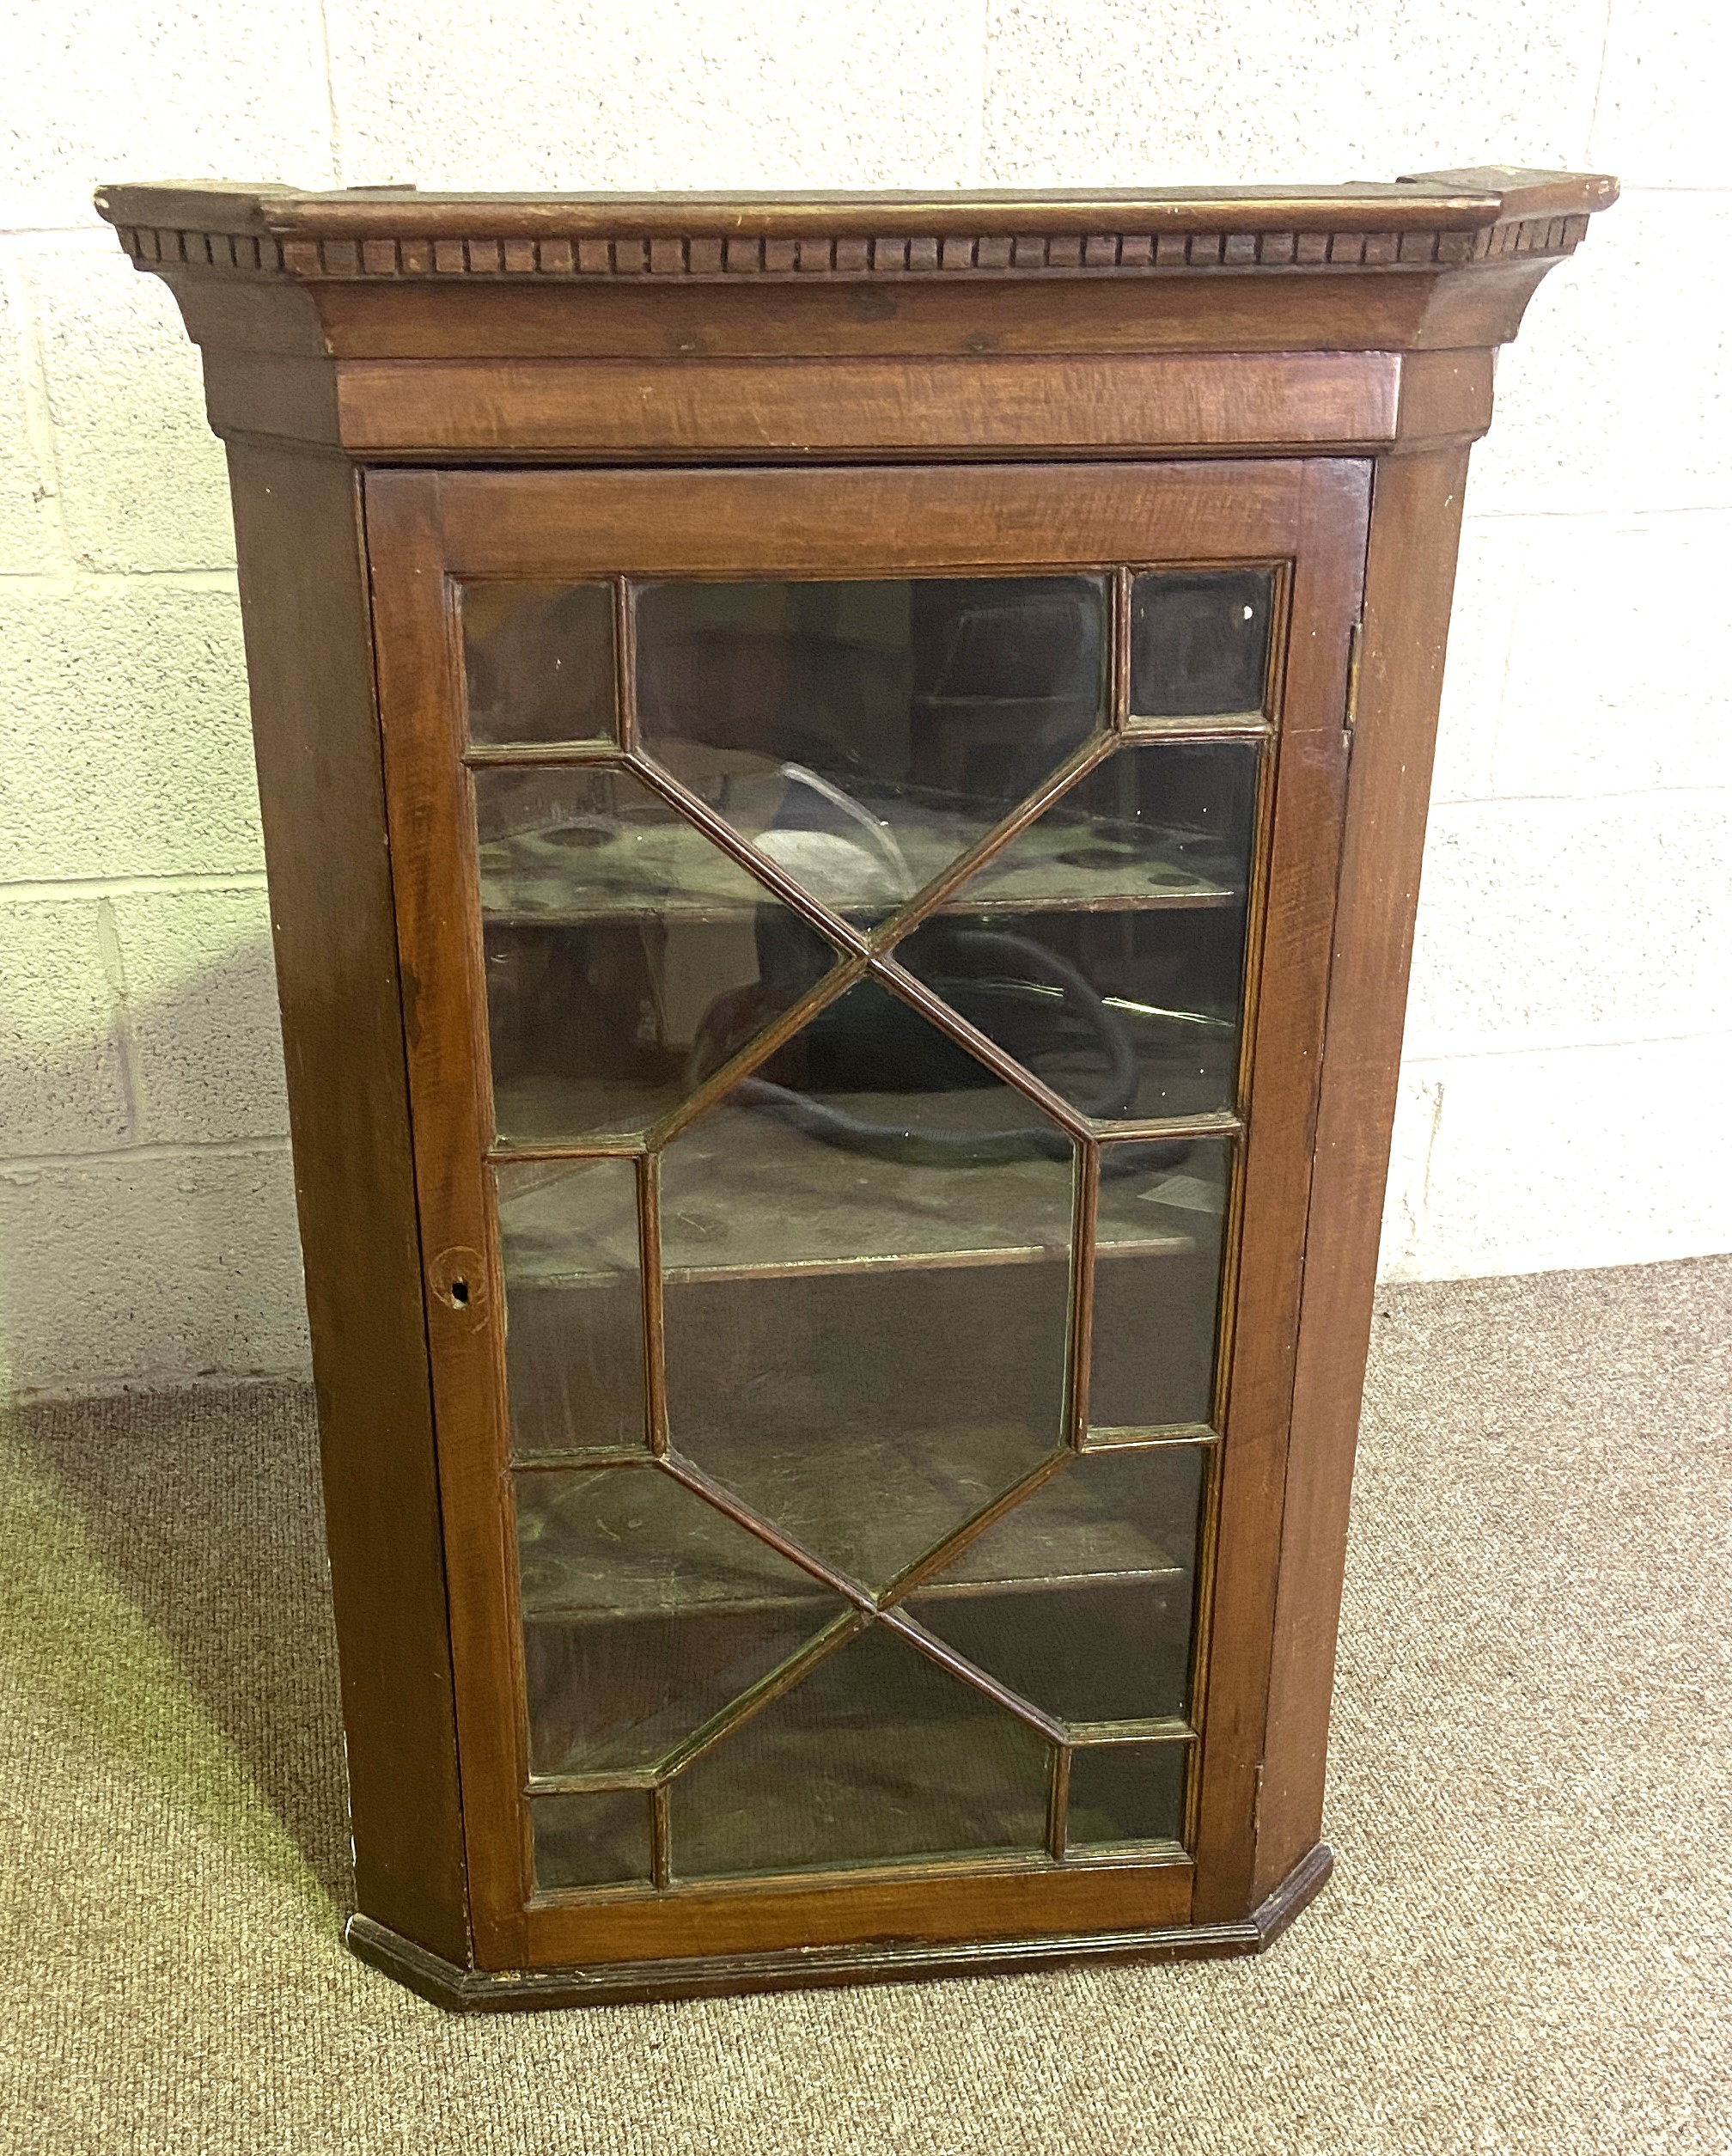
[96,168,1618,460]
[98,168,1614,283]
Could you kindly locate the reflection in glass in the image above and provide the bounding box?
[663,980,1073,1588]
[636,577,1107,918]
[515,1465,841,1776]
[1092,1139,1229,1432]
[463,580,615,745]
[895,743,1259,1121]
[497,1157,644,1457]
[668,1622,1051,1878]
[1067,1741,1188,1847]
[474,766,840,1142]
[531,1787,655,1890]
[906,1444,1204,1725]
[1130,569,1274,718]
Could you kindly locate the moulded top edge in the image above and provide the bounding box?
[94,168,1619,243]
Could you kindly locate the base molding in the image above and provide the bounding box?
[345,1841,1333,2013]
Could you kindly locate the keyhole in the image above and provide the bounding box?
[430,1243,485,1315]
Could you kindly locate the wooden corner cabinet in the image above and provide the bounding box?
[100,168,1614,2010]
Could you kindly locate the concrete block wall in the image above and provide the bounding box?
[1,2,1727,1393]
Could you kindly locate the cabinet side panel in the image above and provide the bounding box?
[1253,444,1472,1898]
[1187,459,1368,1925]
[225,442,469,1960]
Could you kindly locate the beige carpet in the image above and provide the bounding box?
[2,1256,1728,2154]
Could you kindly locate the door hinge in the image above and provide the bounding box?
[1343,616,1364,749]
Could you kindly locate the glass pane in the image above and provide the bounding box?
[1130,569,1274,718]
[906,1444,1205,1725]
[893,743,1259,1121]
[662,979,1072,1590]
[667,1622,1051,1878]
[531,1787,653,1890]
[497,1157,644,1457]
[516,1465,841,1776]
[1068,1741,1188,1847]
[1093,1137,1230,1431]
[474,766,840,1142]
[463,580,615,745]
[636,577,1107,919]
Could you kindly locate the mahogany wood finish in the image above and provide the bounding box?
[101,169,1614,2009]
[347,1843,1334,2013]
[1253,444,1475,1902]
[223,444,469,1959]
[365,457,1363,1969]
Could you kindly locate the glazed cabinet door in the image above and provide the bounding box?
[365,462,1367,1971]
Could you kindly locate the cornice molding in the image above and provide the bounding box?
[106,211,1596,282]
[96,170,1616,287]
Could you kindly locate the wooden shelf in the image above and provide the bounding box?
[501,1106,1221,1287]
[491,1010,1239,1152]
[518,1564,1186,1628]
[519,1466,1188,1622]
[478,802,1240,928]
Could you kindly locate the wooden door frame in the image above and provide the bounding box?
[363,457,1369,1970]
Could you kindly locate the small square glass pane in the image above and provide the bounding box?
[1094,1137,1230,1432]
[496,1157,644,1458]
[462,580,615,745]
[531,1788,653,1890]
[1068,1741,1188,1848]
[1130,570,1274,718]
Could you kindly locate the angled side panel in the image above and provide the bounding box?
[1254,443,1473,1897]
[226,442,468,1960]
[1188,458,1370,1924]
